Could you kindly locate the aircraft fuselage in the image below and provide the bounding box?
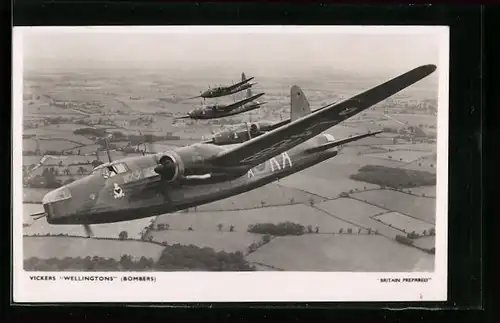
[188,101,265,120]
[42,135,336,225]
[201,82,253,99]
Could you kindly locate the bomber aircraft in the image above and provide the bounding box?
[176,91,266,120]
[204,86,324,145]
[31,65,437,237]
[187,73,256,100]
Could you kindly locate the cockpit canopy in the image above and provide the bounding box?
[92,161,129,178]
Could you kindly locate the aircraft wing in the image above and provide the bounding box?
[217,92,265,111]
[228,76,255,90]
[210,64,436,167]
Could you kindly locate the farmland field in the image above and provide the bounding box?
[351,189,436,224]
[373,212,434,234]
[295,157,363,180]
[407,185,436,198]
[412,236,435,250]
[152,204,358,234]
[196,183,324,212]
[277,173,380,199]
[314,198,405,238]
[247,235,434,271]
[38,139,83,151]
[23,236,165,261]
[23,189,50,203]
[365,150,433,163]
[24,103,84,116]
[144,230,262,253]
[23,155,96,166]
[377,143,436,152]
[402,156,438,173]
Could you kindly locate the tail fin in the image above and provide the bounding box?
[246,87,252,99]
[241,72,246,82]
[290,85,311,122]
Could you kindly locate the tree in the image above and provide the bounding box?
[64,168,71,175]
[308,197,315,207]
[217,224,223,231]
[262,234,271,244]
[260,201,266,208]
[358,228,362,234]
[339,228,343,234]
[229,225,234,232]
[91,160,104,168]
[315,226,319,233]
[77,166,86,175]
[119,231,128,240]
[119,254,134,270]
[307,225,313,233]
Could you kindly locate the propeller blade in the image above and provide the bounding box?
[83,224,94,238]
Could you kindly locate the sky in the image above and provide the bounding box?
[20,27,445,76]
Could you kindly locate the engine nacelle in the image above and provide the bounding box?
[322,133,339,152]
[154,151,185,182]
[249,122,261,136]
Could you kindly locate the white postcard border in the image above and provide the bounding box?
[12,25,449,303]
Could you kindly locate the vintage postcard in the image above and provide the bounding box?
[12,26,449,302]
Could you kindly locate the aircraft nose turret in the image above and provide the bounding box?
[42,186,73,224]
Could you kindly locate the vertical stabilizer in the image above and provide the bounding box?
[290,85,311,122]
[241,72,246,82]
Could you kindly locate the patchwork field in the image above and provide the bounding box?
[23,236,165,261]
[314,198,404,238]
[23,155,95,166]
[407,185,436,198]
[144,231,262,253]
[377,143,436,152]
[23,188,50,203]
[196,183,325,212]
[247,235,434,272]
[365,150,433,163]
[351,189,436,224]
[373,212,434,234]
[412,236,436,250]
[402,157,438,173]
[152,204,359,234]
[277,173,380,199]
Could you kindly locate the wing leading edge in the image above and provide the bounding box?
[218,92,265,111]
[211,64,437,167]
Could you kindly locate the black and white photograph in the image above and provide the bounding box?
[13,26,449,302]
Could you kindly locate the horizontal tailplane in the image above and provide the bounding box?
[305,130,383,154]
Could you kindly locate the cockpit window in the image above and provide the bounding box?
[92,162,128,178]
[113,163,128,174]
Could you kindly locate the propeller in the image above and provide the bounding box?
[245,122,252,140]
[83,224,94,238]
[154,156,177,181]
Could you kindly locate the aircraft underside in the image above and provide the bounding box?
[49,149,337,225]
